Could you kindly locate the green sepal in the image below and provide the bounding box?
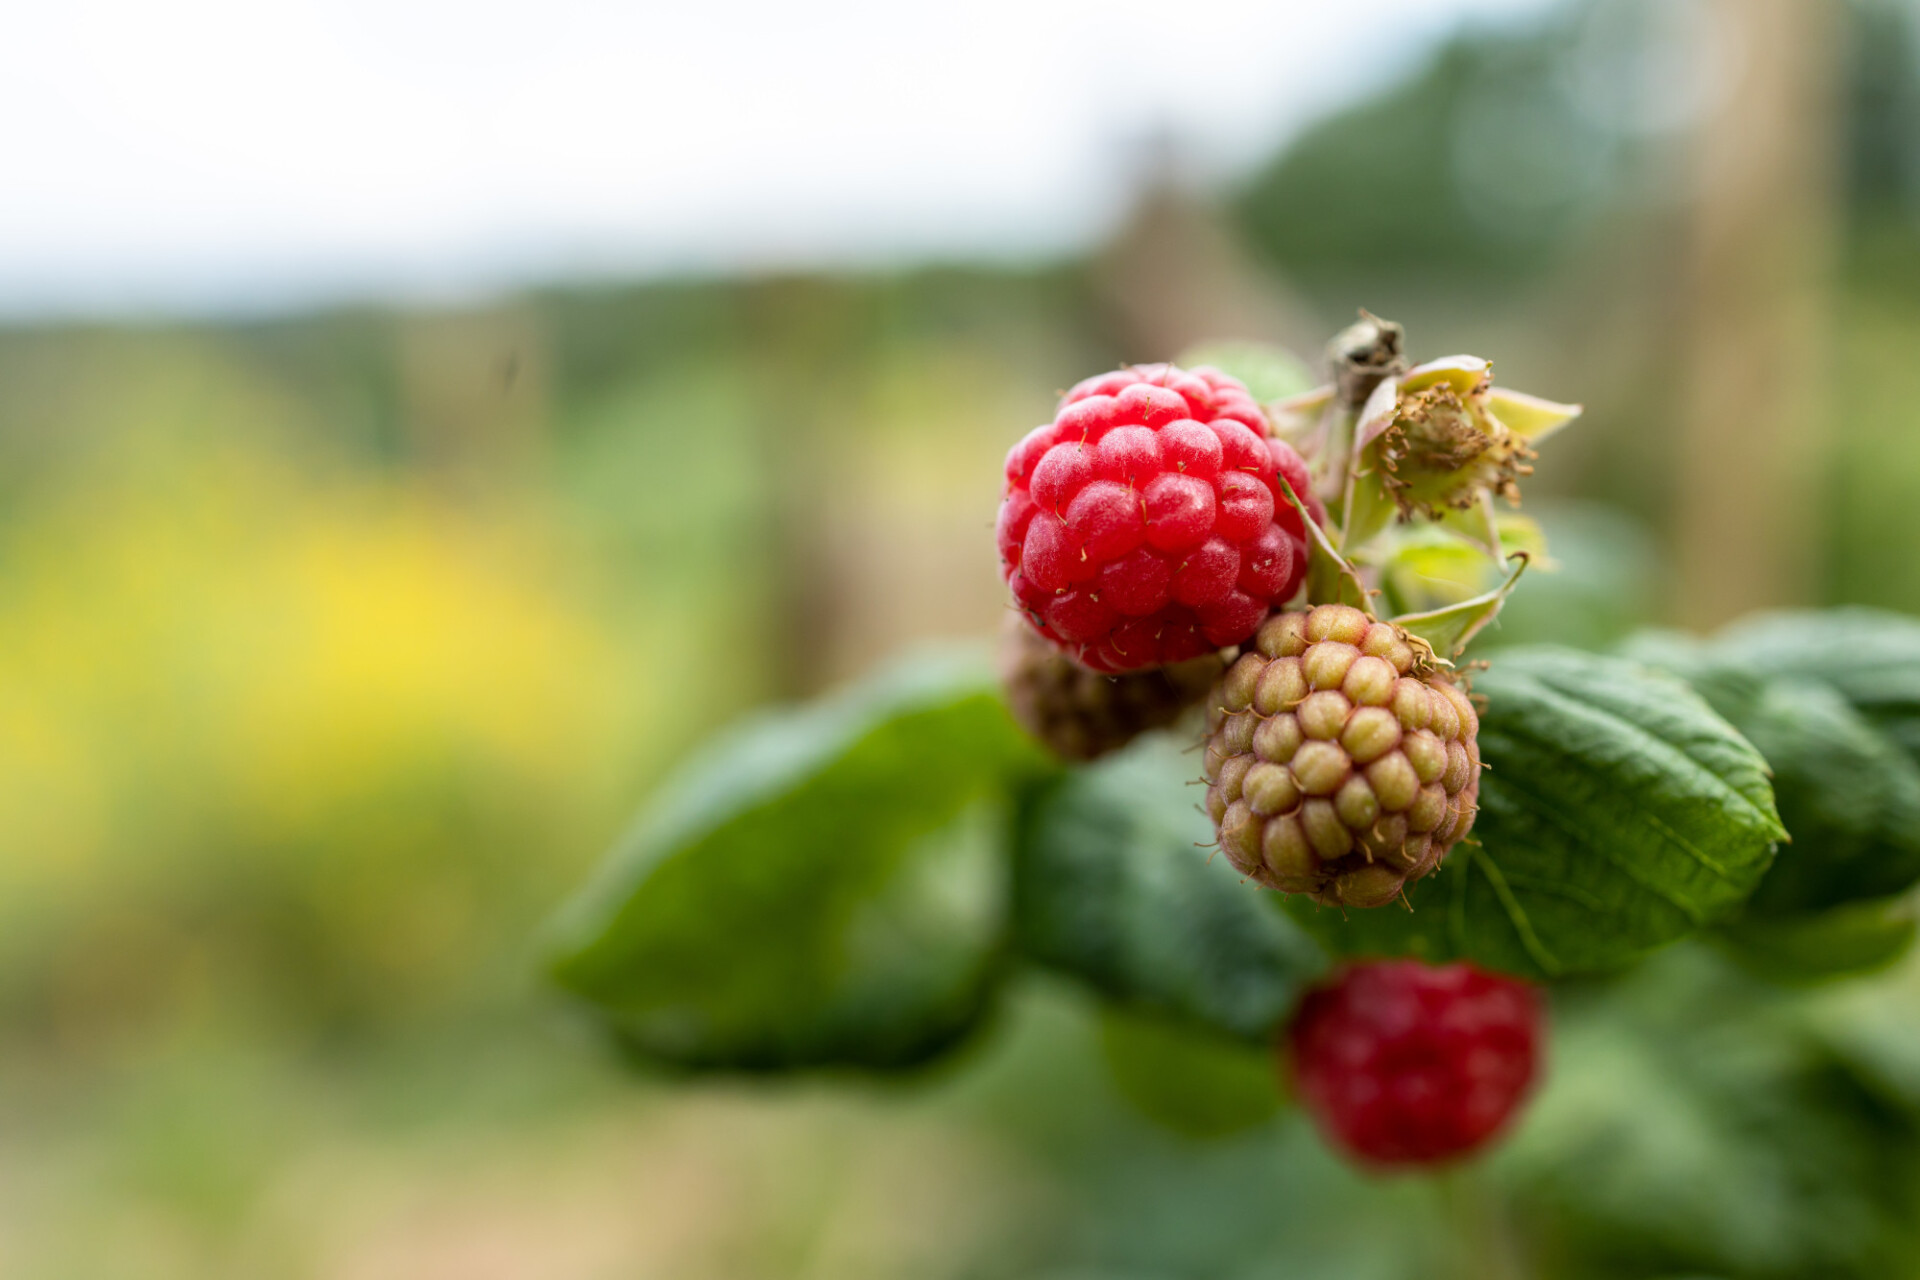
[1282,479,1370,611]
[1486,386,1582,441]
[1392,552,1529,658]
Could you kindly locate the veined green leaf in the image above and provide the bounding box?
[1287,648,1783,979]
[545,649,1048,1072]
[1622,629,1920,923]
[1719,681,1920,914]
[1717,608,1920,763]
[1013,736,1328,1042]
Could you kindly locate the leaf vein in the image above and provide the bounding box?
[1480,761,1712,921]
[1522,672,1779,833]
[1469,847,1562,976]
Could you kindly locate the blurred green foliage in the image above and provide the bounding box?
[548,652,1042,1071]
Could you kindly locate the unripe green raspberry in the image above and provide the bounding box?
[1203,604,1481,907]
[1000,614,1223,762]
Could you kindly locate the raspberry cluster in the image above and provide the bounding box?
[1286,959,1543,1167]
[998,364,1316,674]
[1204,604,1481,908]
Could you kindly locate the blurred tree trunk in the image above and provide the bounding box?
[741,276,853,700]
[1675,0,1841,628]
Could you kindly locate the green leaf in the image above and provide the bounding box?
[1715,896,1917,985]
[1286,648,1784,979]
[544,649,1049,1072]
[1717,682,1920,915]
[1098,1009,1284,1139]
[1500,946,1920,1278]
[1622,633,1920,918]
[1176,340,1315,404]
[1717,608,1920,762]
[1013,736,1329,1042]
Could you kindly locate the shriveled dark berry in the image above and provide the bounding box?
[999,614,1223,762]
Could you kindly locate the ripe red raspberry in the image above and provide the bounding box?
[1285,960,1543,1168]
[998,364,1319,674]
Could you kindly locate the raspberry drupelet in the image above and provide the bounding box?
[998,364,1319,674]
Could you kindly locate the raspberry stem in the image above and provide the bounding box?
[1319,311,1407,509]
[1435,1168,1528,1280]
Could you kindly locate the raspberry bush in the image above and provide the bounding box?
[546,314,1920,1276]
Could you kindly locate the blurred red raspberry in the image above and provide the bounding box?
[1285,959,1542,1167]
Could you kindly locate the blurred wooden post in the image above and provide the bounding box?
[1675,0,1841,629]
[1094,135,1321,361]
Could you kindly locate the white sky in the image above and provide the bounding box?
[0,0,1557,317]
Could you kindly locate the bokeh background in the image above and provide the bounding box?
[5,0,1920,1275]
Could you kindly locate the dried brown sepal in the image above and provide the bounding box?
[1375,375,1538,520]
